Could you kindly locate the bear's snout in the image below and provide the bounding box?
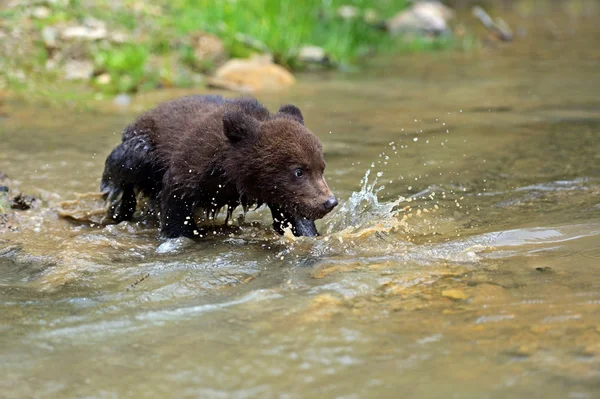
[323,196,338,211]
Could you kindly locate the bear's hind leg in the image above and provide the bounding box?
[104,184,137,222]
[101,134,158,223]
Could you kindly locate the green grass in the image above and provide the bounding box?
[92,45,151,93]
[163,0,412,68]
[0,0,468,97]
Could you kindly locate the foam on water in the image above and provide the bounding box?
[323,169,405,236]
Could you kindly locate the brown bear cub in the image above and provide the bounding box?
[100,95,337,238]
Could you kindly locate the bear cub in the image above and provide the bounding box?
[100,95,337,238]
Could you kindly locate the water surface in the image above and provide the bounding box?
[1,7,600,399]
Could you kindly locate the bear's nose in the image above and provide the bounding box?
[323,196,338,210]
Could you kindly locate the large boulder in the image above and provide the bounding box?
[207,55,295,92]
[386,1,454,36]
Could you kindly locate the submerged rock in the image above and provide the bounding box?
[56,192,108,225]
[0,172,39,232]
[442,288,469,300]
[386,1,454,36]
[207,55,295,92]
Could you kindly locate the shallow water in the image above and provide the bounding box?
[1,7,600,399]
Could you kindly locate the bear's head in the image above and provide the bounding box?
[222,104,337,235]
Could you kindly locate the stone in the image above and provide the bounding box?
[192,32,226,68]
[386,1,454,36]
[61,18,107,41]
[41,26,58,48]
[113,93,132,107]
[31,6,51,19]
[300,294,343,323]
[63,60,94,80]
[363,9,380,25]
[109,31,130,44]
[56,192,107,225]
[468,283,506,304]
[207,55,295,92]
[312,262,363,279]
[96,73,111,85]
[297,45,328,64]
[45,57,59,71]
[337,5,360,20]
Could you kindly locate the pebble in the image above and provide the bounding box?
[96,73,111,85]
[298,45,328,64]
[63,60,94,81]
[337,5,360,20]
[61,18,107,41]
[31,6,51,19]
[113,94,132,107]
[41,26,58,48]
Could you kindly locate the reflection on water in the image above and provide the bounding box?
[1,5,600,399]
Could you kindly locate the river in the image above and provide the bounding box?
[1,5,599,398]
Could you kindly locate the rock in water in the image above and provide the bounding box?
[442,289,469,300]
[386,1,454,36]
[207,55,295,92]
[113,94,132,107]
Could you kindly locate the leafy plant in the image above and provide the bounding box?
[93,45,150,93]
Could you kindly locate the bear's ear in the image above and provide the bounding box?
[222,111,260,143]
[277,104,304,125]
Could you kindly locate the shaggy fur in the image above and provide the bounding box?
[100,95,337,238]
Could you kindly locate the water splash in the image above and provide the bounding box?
[324,169,405,236]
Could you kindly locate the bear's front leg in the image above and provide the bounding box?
[159,170,200,238]
[160,193,199,238]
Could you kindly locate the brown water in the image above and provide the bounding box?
[1,8,600,399]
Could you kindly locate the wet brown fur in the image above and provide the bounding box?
[101,95,335,238]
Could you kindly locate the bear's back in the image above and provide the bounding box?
[124,95,270,146]
[121,95,274,181]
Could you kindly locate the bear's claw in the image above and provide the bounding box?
[270,206,319,237]
[103,186,136,222]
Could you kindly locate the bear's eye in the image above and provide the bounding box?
[294,168,304,178]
